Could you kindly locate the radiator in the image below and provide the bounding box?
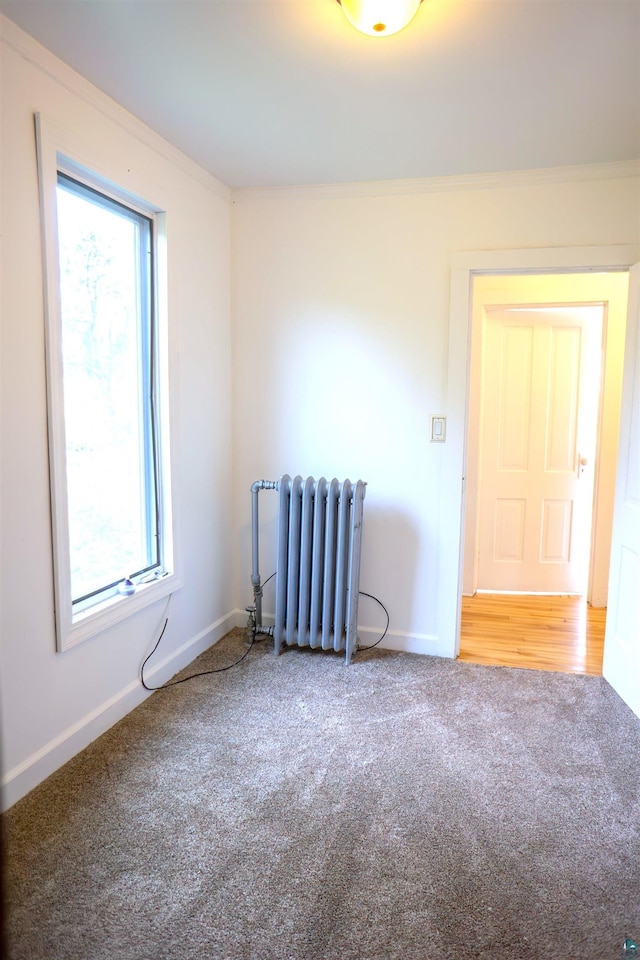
[273,475,366,664]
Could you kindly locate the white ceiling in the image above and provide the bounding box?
[2,0,639,189]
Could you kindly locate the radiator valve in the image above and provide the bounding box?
[245,605,256,642]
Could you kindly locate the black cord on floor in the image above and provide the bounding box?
[356,591,390,652]
[140,578,388,686]
[249,578,389,652]
[141,597,256,691]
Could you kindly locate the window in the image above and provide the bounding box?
[56,174,161,612]
[36,115,178,650]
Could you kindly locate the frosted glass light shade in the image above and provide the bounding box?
[339,0,422,37]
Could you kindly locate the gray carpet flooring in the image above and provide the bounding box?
[3,629,640,960]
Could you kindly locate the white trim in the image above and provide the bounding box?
[229,609,443,658]
[603,262,640,720]
[461,286,625,605]
[441,244,640,661]
[231,609,247,629]
[231,161,640,204]
[1,611,237,811]
[356,627,444,658]
[35,112,183,651]
[0,15,230,201]
[3,13,636,206]
[2,609,440,809]
[450,245,640,274]
[144,611,234,681]
[64,575,182,651]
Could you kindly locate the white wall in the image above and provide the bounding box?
[231,172,640,654]
[0,21,234,808]
[2,15,639,810]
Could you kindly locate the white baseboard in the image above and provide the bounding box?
[1,611,236,811]
[231,608,256,630]
[231,609,446,659]
[2,611,448,810]
[356,626,446,658]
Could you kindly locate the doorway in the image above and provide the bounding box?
[459,271,629,673]
[438,243,638,667]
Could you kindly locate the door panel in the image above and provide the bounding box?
[494,499,526,561]
[478,305,602,593]
[497,325,533,470]
[603,264,640,718]
[540,499,572,562]
[546,326,581,472]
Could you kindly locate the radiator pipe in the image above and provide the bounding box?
[250,479,278,632]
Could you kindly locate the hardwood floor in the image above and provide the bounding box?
[459,593,605,676]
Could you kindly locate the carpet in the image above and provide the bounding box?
[3,629,640,959]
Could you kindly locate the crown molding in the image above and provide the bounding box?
[0,14,231,202]
[3,13,637,206]
[232,160,640,204]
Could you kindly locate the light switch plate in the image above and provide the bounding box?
[431,416,446,442]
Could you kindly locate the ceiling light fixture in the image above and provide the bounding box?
[337,0,423,37]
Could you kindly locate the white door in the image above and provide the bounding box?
[477,305,602,593]
[603,264,640,718]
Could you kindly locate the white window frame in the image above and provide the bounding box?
[35,114,181,652]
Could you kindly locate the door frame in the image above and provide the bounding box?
[466,290,615,601]
[438,244,639,659]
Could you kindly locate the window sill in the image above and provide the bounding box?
[58,571,181,652]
